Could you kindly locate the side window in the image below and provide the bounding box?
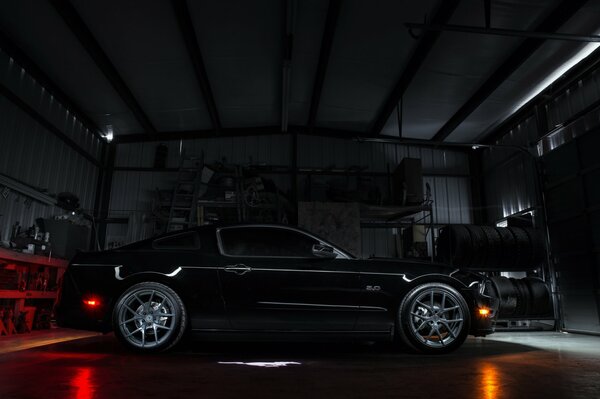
[219,227,318,257]
[153,232,201,250]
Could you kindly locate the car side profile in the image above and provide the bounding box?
[56,224,499,354]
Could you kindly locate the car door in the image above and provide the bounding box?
[217,226,361,331]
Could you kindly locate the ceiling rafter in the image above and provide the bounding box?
[280,0,296,133]
[114,125,466,151]
[49,0,157,136]
[370,0,460,136]
[431,0,590,142]
[307,0,341,132]
[171,0,221,132]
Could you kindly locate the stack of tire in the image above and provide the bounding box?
[488,277,553,318]
[436,225,546,271]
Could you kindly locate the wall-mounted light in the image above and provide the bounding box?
[104,125,114,142]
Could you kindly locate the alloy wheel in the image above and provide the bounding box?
[407,288,465,348]
[117,289,177,348]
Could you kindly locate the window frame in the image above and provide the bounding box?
[152,231,201,251]
[216,225,352,259]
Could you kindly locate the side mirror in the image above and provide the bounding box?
[312,244,337,259]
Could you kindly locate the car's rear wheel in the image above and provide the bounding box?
[113,282,187,352]
[397,283,470,354]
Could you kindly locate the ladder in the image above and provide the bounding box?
[166,152,204,232]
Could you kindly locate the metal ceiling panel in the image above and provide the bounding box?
[316,0,437,132]
[447,1,600,143]
[72,0,213,133]
[0,0,141,135]
[400,0,561,140]
[188,0,284,128]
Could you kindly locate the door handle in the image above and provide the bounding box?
[223,264,252,275]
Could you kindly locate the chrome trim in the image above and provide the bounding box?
[224,264,252,275]
[361,306,388,312]
[216,224,352,260]
[359,271,413,281]
[252,268,355,274]
[258,301,359,309]
[165,267,183,277]
[114,265,183,280]
[257,302,387,312]
[361,271,406,276]
[114,265,124,281]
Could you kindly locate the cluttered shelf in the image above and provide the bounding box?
[0,290,57,300]
[359,203,432,221]
[0,247,68,269]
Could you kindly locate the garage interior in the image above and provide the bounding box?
[0,0,600,397]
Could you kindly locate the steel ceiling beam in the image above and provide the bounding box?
[307,0,341,132]
[370,0,460,136]
[280,0,296,133]
[405,23,600,43]
[0,29,104,141]
[113,125,466,150]
[114,125,365,144]
[49,0,157,135]
[171,0,221,132]
[113,126,284,143]
[431,0,589,142]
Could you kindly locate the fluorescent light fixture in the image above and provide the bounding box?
[512,38,600,113]
[218,361,301,368]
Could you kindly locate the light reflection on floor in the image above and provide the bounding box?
[71,367,96,399]
[218,361,301,368]
[480,362,501,399]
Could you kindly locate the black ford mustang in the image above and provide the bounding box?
[56,224,499,354]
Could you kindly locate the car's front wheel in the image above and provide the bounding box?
[113,282,187,352]
[397,283,470,354]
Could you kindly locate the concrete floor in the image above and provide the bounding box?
[0,331,599,399]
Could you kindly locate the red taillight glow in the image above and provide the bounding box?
[83,299,100,307]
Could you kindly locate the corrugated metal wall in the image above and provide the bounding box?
[482,115,538,223]
[110,135,473,257]
[546,67,600,129]
[484,64,600,225]
[482,60,600,333]
[0,49,102,241]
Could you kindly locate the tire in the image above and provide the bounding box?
[496,227,517,270]
[512,278,531,317]
[397,283,471,354]
[524,277,552,316]
[481,226,502,269]
[509,227,531,269]
[466,225,488,268]
[436,225,471,266]
[525,228,546,266]
[490,276,517,318]
[113,282,187,352]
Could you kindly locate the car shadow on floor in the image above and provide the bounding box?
[42,332,541,363]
